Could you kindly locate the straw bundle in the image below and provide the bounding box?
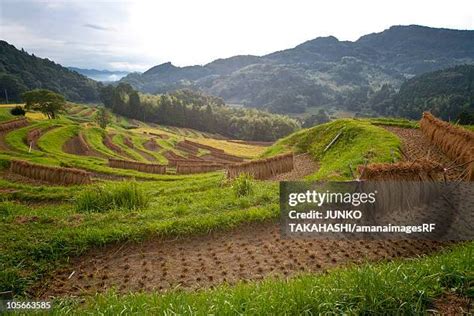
[108,158,166,174]
[227,153,294,180]
[0,118,28,132]
[419,112,474,180]
[358,159,443,181]
[9,160,92,185]
[176,162,223,174]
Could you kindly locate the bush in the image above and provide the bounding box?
[75,181,150,212]
[232,173,254,197]
[10,106,25,116]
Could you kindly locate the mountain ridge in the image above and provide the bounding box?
[120,25,474,113]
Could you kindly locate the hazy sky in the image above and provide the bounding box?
[0,0,473,72]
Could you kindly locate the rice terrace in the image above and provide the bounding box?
[1,4,474,313]
[0,98,472,314]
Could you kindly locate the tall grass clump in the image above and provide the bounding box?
[232,173,254,197]
[75,181,149,212]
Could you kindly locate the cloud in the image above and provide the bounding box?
[83,23,115,32]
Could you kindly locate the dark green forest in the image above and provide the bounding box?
[100,85,300,141]
[0,41,100,103]
[366,65,474,123]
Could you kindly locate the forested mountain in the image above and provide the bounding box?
[382,65,474,122]
[120,25,474,114]
[0,41,101,102]
[100,84,299,141]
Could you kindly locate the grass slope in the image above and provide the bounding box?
[264,119,401,180]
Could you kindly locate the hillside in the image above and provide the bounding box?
[0,41,101,103]
[386,65,474,121]
[120,25,474,114]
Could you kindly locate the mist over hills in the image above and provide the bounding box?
[120,25,474,114]
[68,67,129,82]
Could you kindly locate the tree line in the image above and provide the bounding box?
[100,84,300,141]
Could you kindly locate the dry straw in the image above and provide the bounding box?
[358,159,443,181]
[108,158,166,174]
[0,117,28,132]
[10,160,92,185]
[420,112,474,181]
[176,162,223,174]
[227,152,294,180]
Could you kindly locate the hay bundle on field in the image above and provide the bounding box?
[176,162,223,174]
[9,160,92,185]
[420,112,474,180]
[108,158,166,174]
[227,152,294,180]
[358,160,443,181]
[0,117,28,132]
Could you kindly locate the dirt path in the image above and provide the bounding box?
[37,221,448,298]
[269,153,318,181]
[383,126,467,180]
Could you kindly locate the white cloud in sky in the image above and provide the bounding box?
[0,0,473,71]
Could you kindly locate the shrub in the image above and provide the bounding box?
[232,173,254,197]
[10,106,25,116]
[75,181,150,212]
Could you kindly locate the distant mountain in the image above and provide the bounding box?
[68,67,129,82]
[0,40,101,103]
[120,25,474,114]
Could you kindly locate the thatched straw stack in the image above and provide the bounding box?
[176,162,223,174]
[108,159,166,174]
[227,153,294,180]
[358,160,443,181]
[420,112,474,180]
[0,117,28,132]
[10,160,92,185]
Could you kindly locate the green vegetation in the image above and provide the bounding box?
[264,119,401,180]
[95,106,110,129]
[55,242,473,315]
[0,40,100,103]
[9,105,25,116]
[386,65,474,122]
[23,89,66,119]
[0,177,277,294]
[75,182,150,212]
[101,84,300,141]
[232,173,254,197]
[0,107,14,121]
